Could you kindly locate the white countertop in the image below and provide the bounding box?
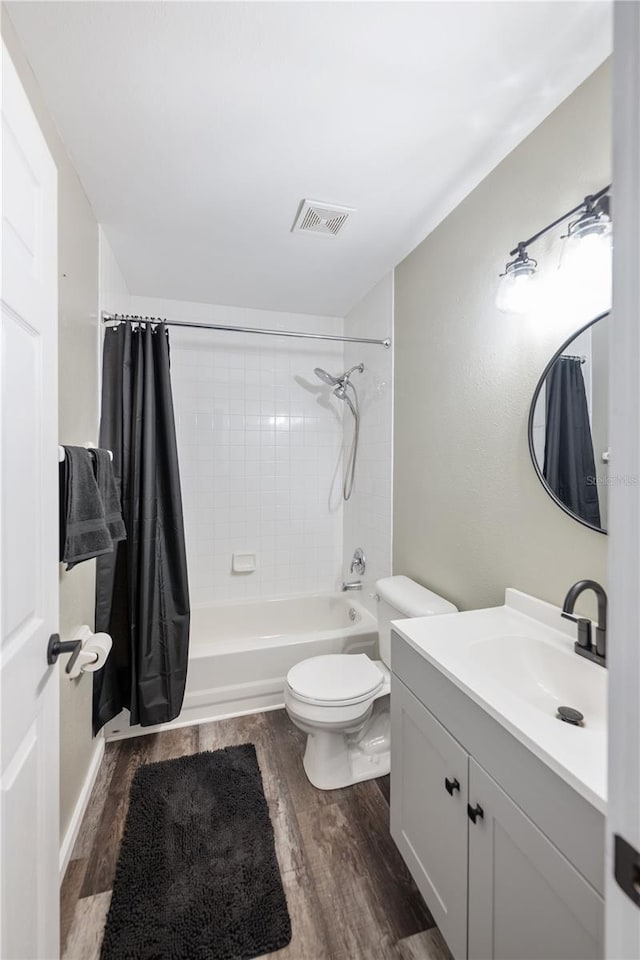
[392,588,607,813]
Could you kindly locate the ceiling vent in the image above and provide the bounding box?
[292,199,355,237]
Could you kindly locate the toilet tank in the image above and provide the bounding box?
[375,575,457,667]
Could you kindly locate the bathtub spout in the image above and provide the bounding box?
[342,581,362,592]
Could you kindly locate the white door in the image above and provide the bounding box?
[467,760,603,960]
[1,40,59,960]
[608,4,640,958]
[390,679,468,960]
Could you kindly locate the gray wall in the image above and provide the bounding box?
[393,62,610,617]
[3,8,101,841]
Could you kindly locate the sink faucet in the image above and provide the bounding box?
[561,579,607,667]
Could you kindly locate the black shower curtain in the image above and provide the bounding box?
[543,356,601,528]
[93,322,190,733]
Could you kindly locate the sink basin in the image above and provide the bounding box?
[468,633,606,729]
[391,588,608,811]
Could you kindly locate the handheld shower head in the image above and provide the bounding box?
[314,367,340,386]
[312,360,364,501]
[314,363,364,389]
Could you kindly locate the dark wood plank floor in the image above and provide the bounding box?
[61,709,452,960]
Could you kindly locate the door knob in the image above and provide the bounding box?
[445,777,460,796]
[468,802,484,823]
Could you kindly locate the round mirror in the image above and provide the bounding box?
[528,310,609,534]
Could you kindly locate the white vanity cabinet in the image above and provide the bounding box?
[467,760,603,960]
[391,682,469,960]
[391,641,605,960]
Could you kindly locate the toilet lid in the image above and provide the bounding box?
[287,654,384,705]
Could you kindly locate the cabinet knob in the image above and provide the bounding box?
[468,802,484,824]
[445,777,460,796]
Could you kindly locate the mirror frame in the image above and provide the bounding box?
[527,309,610,536]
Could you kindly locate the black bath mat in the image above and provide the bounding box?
[100,744,292,960]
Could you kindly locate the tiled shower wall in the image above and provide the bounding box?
[97,239,394,608]
[342,273,394,613]
[127,295,345,605]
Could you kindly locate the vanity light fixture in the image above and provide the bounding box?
[558,193,612,302]
[495,242,538,315]
[564,193,611,243]
[497,183,612,314]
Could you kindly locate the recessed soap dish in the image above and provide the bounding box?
[232,552,257,574]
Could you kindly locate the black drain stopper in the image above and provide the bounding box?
[557,706,584,726]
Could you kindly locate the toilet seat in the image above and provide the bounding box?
[286,653,384,706]
[285,577,456,790]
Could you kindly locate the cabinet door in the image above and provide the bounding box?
[468,759,604,960]
[391,678,468,960]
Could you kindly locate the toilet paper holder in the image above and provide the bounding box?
[47,633,84,671]
[47,626,112,680]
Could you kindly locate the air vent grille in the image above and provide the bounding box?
[293,200,355,237]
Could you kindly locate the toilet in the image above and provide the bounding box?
[284,575,457,790]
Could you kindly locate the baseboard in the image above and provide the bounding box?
[59,737,105,882]
[104,702,285,742]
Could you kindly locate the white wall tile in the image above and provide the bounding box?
[129,293,346,604]
[97,244,394,608]
[342,273,394,613]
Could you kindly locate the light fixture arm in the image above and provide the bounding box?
[507,182,611,258]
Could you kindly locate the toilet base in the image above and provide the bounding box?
[301,698,390,790]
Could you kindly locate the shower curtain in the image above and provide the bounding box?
[93,321,190,733]
[543,356,601,528]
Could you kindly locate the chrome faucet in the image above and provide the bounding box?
[342,580,362,592]
[561,579,608,667]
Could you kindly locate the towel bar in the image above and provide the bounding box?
[58,444,113,462]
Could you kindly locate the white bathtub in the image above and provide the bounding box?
[105,592,378,739]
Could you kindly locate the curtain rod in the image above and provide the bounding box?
[102,313,391,348]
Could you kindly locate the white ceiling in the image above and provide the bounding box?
[8,1,611,318]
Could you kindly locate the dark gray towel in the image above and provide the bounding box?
[91,449,126,544]
[62,446,113,570]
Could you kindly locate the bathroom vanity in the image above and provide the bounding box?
[390,589,606,960]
